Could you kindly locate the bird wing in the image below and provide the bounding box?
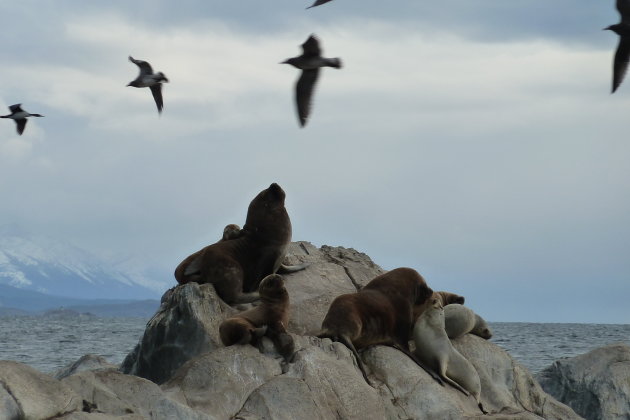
[307,0,333,9]
[613,37,630,92]
[15,119,27,135]
[302,35,321,57]
[618,0,630,23]
[9,104,23,113]
[150,84,164,113]
[129,56,154,76]
[295,68,319,127]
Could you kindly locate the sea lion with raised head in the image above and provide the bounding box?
[413,297,487,414]
[174,183,293,304]
[219,273,294,361]
[444,304,492,340]
[318,267,439,386]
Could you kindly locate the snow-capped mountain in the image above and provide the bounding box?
[0,226,170,301]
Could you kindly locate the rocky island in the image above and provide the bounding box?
[0,242,627,419]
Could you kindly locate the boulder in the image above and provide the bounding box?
[161,345,282,419]
[0,360,82,420]
[281,242,385,335]
[361,334,582,420]
[61,369,214,420]
[120,241,383,385]
[536,343,630,420]
[120,281,236,384]
[55,354,118,380]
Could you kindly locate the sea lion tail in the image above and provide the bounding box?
[277,262,310,274]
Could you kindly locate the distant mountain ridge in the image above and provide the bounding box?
[0,226,170,302]
[0,283,159,317]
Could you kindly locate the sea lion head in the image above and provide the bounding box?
[258,274,288,300]
[243,183,291,242]
[222,224,242,241]
[473,314,493,339]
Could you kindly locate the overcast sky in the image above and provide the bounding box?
[1,0,628,323]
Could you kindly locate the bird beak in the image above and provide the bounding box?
[280,60,289,64]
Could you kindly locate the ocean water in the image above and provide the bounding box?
[0,317,629,375]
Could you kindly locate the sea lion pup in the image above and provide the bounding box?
[444,304,493,340]
[174,183,293,304]
[413,297,487,414]
[221,224,243,241]
[413,290,465,320]
[317,267,438,386]
[219,274,294,361]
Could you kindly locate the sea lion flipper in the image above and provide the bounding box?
[232,291,261,304]
[183,254,203,276]
[338,334,372,387]
[398,346,444,386]
[277,262,310,274]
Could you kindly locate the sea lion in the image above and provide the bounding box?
[174,183,292,304]
[221,224,243,241]
[317,267,438,386]
[219,223,309,274]
[219,274,294,361]
[444,304,492,340]
[413,290,465,320]
[413,297,487,414]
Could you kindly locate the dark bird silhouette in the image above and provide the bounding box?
[281,35,342,127]
[127,56,169,113]
[605,0,630,92]
[0,104,44,135]
[307,0,333,9]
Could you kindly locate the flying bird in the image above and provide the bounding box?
[605,0,630,93]
[0,104,44,135]
[127,56,169,113]
[281,35,342,127]
[307,0,333,9]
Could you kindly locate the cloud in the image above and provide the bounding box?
[0,3,628,321]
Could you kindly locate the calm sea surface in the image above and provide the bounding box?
[0,317,629,375]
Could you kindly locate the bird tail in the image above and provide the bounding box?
[158,72,169,83]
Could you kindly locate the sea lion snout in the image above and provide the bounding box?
[268,183,286,199]
[259,273,284,291]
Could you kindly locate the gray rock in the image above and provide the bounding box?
[61,369,213,420]
[235,335,389,420]
[161,345,282,419]
[54,413,145,420]
[55,354,118,380]
[120,281,236,384]
[282,242,384,335]
[537,343,630,420]
[0,360,83,420]
[0,242,587,420]
[361,335,582,420]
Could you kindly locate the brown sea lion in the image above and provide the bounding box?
[413,297,487,414]
[219,274,294,361]
[413,290,465,320]
[174,183,292,304]
[317,267,438,386]
[444,304,492,339]
[219,223,309,274]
